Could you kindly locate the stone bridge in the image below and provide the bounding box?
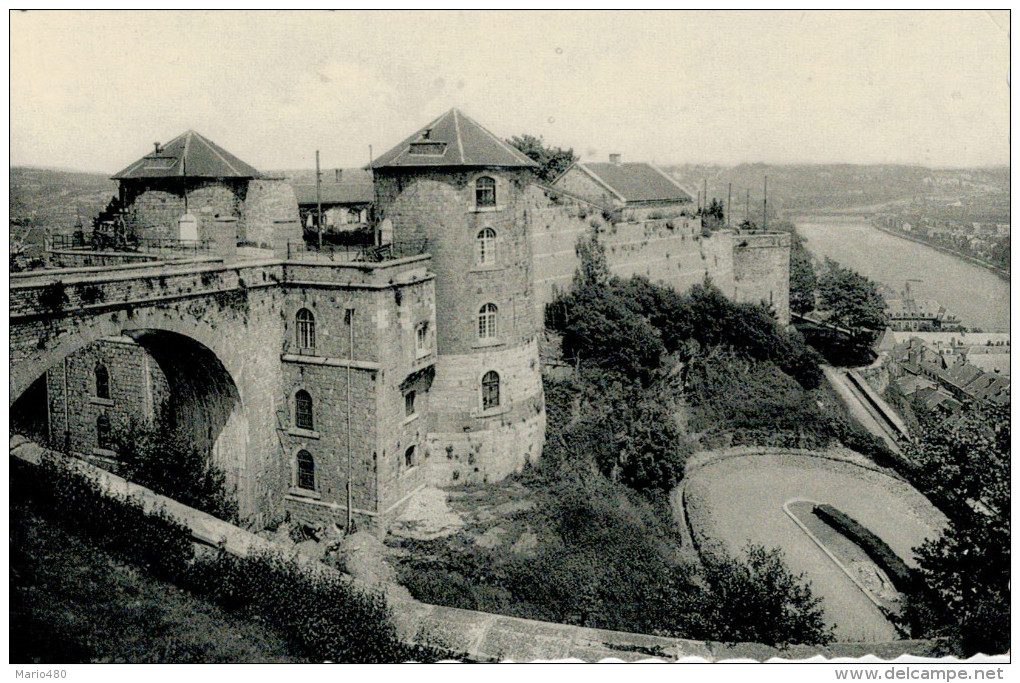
[10,257,289,521]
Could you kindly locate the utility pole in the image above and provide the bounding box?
[703,178,708,213]
[745,189,750,226]
[727,183,732,229]
[346,306,354,533]
[763,175,768,231]
[369,144,377,245]
[315,150,323,250]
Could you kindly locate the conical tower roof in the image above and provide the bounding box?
[112,130,260,180]
[370,108,538,170]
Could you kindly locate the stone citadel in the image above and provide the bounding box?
[10,109,790,532]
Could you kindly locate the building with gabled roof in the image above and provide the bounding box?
[551,154,693,220]
[292,169,375,232]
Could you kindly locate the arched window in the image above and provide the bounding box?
[405,390,416,417]
[475,176,496,208]
[95,362,110,399]
[482,371,500,410]
[478,303,498,340]
[96,414,112,449]
[296,450,315,491]
[404,445,416,468]
[296,308,315,351]
[294,390,314,430]
[476,228,497,265]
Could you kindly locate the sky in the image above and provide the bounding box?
[9,10,1011,173]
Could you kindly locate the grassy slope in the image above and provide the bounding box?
[10,503,302,664]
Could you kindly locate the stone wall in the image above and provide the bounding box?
[424,339,545,485]
[732,232,791,325]
[529,184,791,325]
[48,250,159,269]
[45,337,168,466]
[530,186,734,317]
[374,168,545,485]
[122,179,247,242]
[243,178,302,249]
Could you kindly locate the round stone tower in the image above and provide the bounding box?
[371,109,546,484]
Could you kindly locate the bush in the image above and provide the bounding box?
[678,544,835,647]
[814,504,915,592]
[13,456,194,583]
[115,420,238,523]
[184,552,446,663]
[13,456,450,663]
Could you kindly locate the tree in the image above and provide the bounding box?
[614,396,687,492]
[115,419,238,523]
[818,258,888,333]
[817,259,887,361]
[507,133,578,183]
[901,406,1009,656]
[703,198,725,228]
[776,223,819,315]
[667,544,834,647]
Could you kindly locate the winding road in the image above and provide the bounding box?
[677,451,947,642]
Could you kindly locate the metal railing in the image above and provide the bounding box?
[49,233,214,255]
[286,238,429,263]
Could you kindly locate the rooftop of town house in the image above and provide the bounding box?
[112,130,261,180]
[292,177,375,206]
[558,159,693,204]
[369,108,539,170]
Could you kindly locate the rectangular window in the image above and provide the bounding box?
[408,142,447,156]
[475,177,496,208]
[143,157,177,170]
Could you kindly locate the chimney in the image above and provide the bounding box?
[153,142,162,154]
[609,153,621,165]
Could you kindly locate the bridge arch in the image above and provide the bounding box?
[12,327,249,501]
[10,291,286,523]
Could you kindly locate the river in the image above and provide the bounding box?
[794,217,1011,333]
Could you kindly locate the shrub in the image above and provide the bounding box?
[115,420,239,523]
[814,504,915,592]
[680,544,835,647]
[39,281,69,312]
[13,456,450,663]
[13,456,194,583]
[183,552,446,663]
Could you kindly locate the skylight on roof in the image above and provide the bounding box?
[408,142,447,156]
[143,157,177,170]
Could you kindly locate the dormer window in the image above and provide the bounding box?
[408,142,447,156]
[143,156,177,170]
[475,176,496,208]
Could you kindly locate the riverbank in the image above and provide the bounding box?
[869,222,1010,283]
[792,218,1010,333]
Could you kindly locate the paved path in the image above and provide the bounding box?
[822,366,902,455]
[681,451,947,643]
